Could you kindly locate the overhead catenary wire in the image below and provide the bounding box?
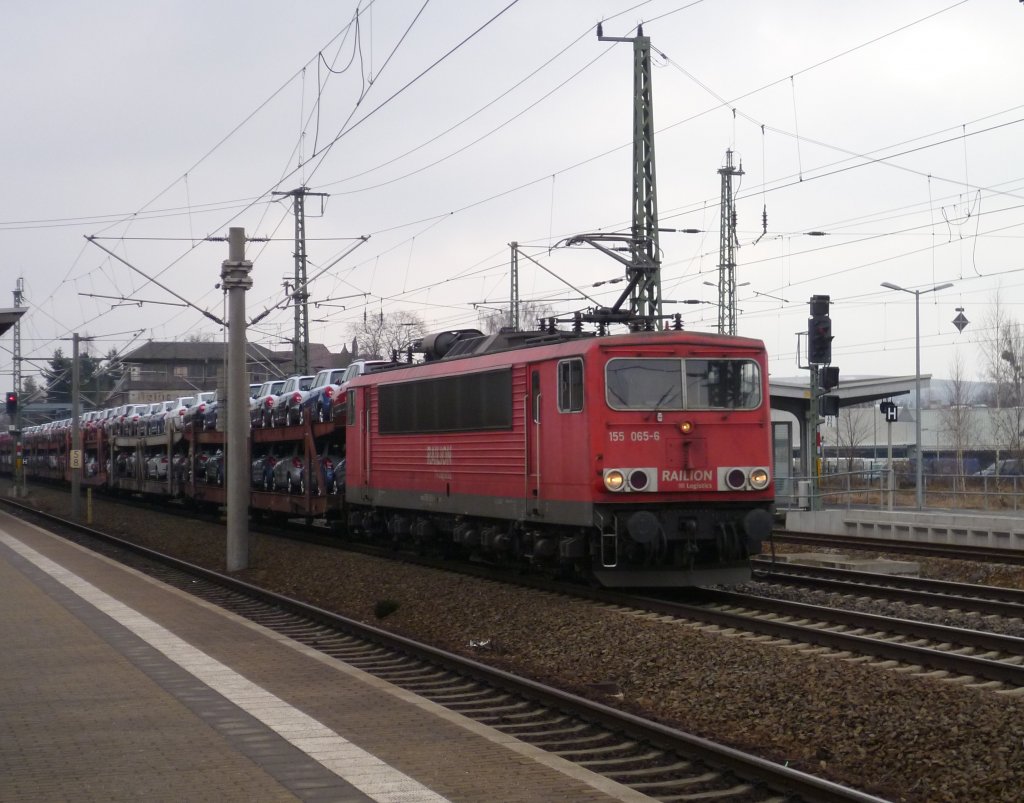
[7,0,1019,386]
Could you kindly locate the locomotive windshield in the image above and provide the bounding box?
[605,357,761,410]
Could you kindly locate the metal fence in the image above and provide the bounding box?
[776,469,1023,512]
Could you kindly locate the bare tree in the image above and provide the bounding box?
[477,300,554,334]
[979,291,1024,463]
[835,405,873,472]
[349,311,427,361]
[940,350,978,487]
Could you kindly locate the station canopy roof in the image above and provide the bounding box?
[0,308,26,338]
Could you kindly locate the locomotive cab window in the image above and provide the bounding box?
[557,359,583,413]
[685,359,761,409]
[606,358,682,411]
[606,358,760,410]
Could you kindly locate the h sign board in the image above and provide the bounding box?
[879,401,898,422]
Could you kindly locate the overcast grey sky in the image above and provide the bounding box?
[3,0,1022,388]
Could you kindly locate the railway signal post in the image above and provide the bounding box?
[805,295,836,510]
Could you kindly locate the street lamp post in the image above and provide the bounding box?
[880,281,953,509]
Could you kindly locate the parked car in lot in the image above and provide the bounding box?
[975,458,1024,477]
[251,380,286,428]
[270,375,316,427]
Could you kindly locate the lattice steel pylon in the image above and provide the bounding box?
[509,242,520,331]
[626,26,661,326]
[716,149,743,336]
[13,278,23,396]
[272,186,328,374]
[562,23,662,330]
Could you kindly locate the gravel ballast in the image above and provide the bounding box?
[10,487,1024,803]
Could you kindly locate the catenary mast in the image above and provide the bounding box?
[563,23,662,330]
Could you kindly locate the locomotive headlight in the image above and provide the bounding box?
[749,468,770,489]
[628,469,649,491]
[725,468,747,490]
[679,420,693,434]
[603,469,626,492]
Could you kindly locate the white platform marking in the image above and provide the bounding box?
[1,532,450,803]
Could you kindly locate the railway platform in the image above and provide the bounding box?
[0,510,643,803]
[785,506,1024,552]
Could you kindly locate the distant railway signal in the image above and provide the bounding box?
[807,295,833,365]
[818,394,839,417]
[820,366,840,390]
[5,390,16,415]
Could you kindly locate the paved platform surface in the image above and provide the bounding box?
[0,510,643,802]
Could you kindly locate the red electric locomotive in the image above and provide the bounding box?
[344,327,775,587]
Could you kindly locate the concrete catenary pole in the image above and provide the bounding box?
[71,332,81,519]
[221,228,253,571]
[13,278,26,496]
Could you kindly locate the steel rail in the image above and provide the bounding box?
[771,529,1024,566]
[753,560,1024,618]
[1,496,887,803]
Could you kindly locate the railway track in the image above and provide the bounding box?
[16,488,1024,694]
[752,558,1024,619]
[667,589,1024,692]
[770,528,1024,566]
[2,497,885,803]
